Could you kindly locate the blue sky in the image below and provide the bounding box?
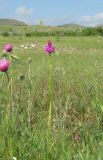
[0,0,103,26]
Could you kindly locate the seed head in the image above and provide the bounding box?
[19,74,25,81]
[28,57,32,64]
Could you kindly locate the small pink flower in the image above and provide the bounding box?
[0,59,9,72]
[44,40,55,54]
[3,43,13,53]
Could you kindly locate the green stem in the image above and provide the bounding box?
[48,55,53,128]
[5,71,11,120]
[0,73,5,101]
[58,62,61,113]
[6,71,9,84]
[47,54,53,159]
[6,69,12,119]
[10,63,13,111]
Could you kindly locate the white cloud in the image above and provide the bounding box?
[15,6,34,24]
[78,12,103,26]
[16,6,33,16]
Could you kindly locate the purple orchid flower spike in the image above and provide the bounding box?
[44,40,55,54]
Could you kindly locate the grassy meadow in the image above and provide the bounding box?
[0,35,103,159]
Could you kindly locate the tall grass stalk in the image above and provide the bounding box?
[5,71,11,118]
[57,58,62,129]
[18,77,23,108]
[28,58,32,127]
[10,60,13,113]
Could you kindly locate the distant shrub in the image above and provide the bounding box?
[61,30,79,36]
[34,31,49,36]
[96,27,103,36]
[50,31,57,36]
[25,32,31,37]
[2,32,9,37]
[82,28,98,36]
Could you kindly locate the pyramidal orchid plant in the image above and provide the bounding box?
[44,40,55,130]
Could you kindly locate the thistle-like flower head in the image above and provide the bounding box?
[0,59,9,72]
[3,43,13,53]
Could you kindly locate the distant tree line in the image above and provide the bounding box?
[25,27,103,37]
[1,27,103,37]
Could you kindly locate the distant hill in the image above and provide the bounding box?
[58,23,85,29]
[96,24,103,28]
[0,19,27,26]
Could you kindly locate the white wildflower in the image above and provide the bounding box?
[31,43,35,48]
[13,157,17,160]
[24,46,28,49]
[21,44,24,48]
